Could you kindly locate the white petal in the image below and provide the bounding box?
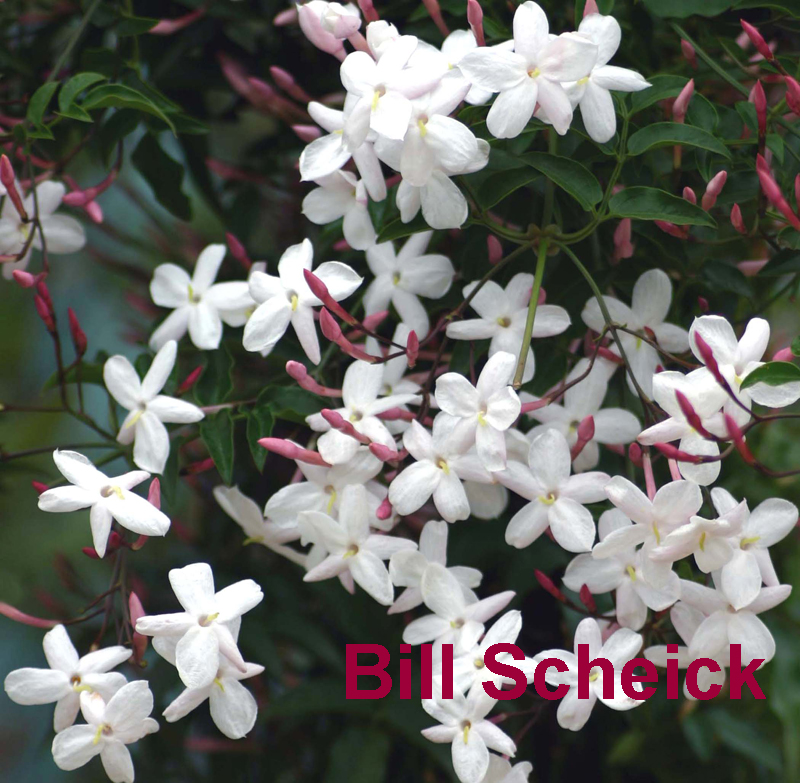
[242,297,292,353]
[52,724,101,771]
[176,625,219,689]
[389,461,441,515]
[150,264,190,308]
[192,244,226,293]
[170,562,215,614]
[486,80,538,139]
[141,340,177,400]
[579,81,616,143]
[188,300,223,350]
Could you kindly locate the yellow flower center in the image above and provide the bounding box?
[577,76,590,86]
[242,536,264,547]
[326,489,337,514]
[496,316,511,328]
[528,67,541,78]
[214,678,225,692]
[343,544,359,559]
[474,658,484,669]
[538,493,556,505]
[199,612,219,627]
[417,118,428,137]
[699,532,706,552]
[291,293,299,312]
[100,485,125,500]
[437,458,450,475]
[741,536,760,549]
[626,565,637,581]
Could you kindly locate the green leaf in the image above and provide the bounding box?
[99,109,141,164]
[131,133,192,221]
[706,709,782,772]
[609,187,717,227]
[702,260,752,298]
[58,72,106,115]
[376,213,431,243]
[630,75,689,114]
[518,152,603,211]
[639,0,735,16]
[81,84,176,132]
[686,94,719,132]
[324,727,390,783]
[264,386,322,424]
[27,81,59,127]
[199,410,235,485]
[627,122,731,159]
[476,168,539,210]
[792,337,800,357]
[247,404,274,471]
[193,345,234,407]
[43,361,105,391]
[740,361,800,390]
[116,12,159,36]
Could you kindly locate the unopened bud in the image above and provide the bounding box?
[147,477,161,510]
[376,497,393,520]
[579,584,597,613]
[304,269,357,325]
[321,408,371,444]
[421,0,449,36]
[11,269,36,287]
[730,204,746,234]
[292,124,322,143]
[702,170,727,211]
[725,413,756,465]
[487,234,502,264]
[681,39,697,69]
[406,330,419,368]
[36,280,53,312]
[613,218,634,260]
[655,220,690,239]
[34,295,55,331]
[749,81,767,137]
[773,346,795,362]
[128,592,148,664]
[31,480,49,494]
[226,232,251,269]
[674,390,713,438]
[756,154,800,231]
[259,437,331,466]
[357,0,379,23]
[67,308,87,357]
[682,187,697,205]
[362,310,388,331]
[740,19,774,62]
[583,0,599,15]
[0,155,26,221]
[177,366,203,395]
[672,79,694,123]
[534,569,567,603]
[653,442,703,463]
[698,296,710,313]
[785,76,800,115]
[467,0,485,46]
[628,442,643,466]
[369,443,401,462]
[269,66,312,103]
[576,415,595,443]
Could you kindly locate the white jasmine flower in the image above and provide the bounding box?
[104,340,204,475]
[644,601,727,700]
[567,13,650,143]
[501,429,609,552]
[242,239,362,363]
[581,269,689,397]
[422,680,516,783]
[679,578,791,665]
[596,476,702,587]
[434,352,522,472]
[364,231,454,338]
[149,244,254,351]
[300,484,416,605]
[0,181,85,278]
[637,368,729,485]
[481,756,533,783]
[446,274,570,383]
[4,625,130,731]
[564,510,679,630]
[213,485,306,565]
[459,1,598,138]
[38,450,170,558]
[524,356,640,472]
[135,563,263,690]
[299,99,386,200]
[265,447,382,527]
[402,563,515,654]
[690,314,800,409]
[532,618,644,731]
[302,170,377,250]
[389,415,492,523]
[157,632,264,739]
[306,360,421,464]
[388,519,482,614]
[51,682,158,783]
[708,488,797,610]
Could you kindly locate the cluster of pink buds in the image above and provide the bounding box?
[756,154,800,230]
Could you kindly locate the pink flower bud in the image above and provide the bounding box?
[11,269,36,287]
[785,76,800,115]
[31,480,49,494]
[226,232,251,270]
[534,570,567,603]
[297,4,347,59]
[177,366,203,395]
[286,360,342,396]
[321,408,371,443]
[655,220,689,239]
[725,413,756,465]
[756,153,800,230]
[467,0,485,46]
[701,170,727,211]
[34,295,55,332]
[674,390,713,438]
[128,592,148,664]
[357,0,379,23]
[613,218,634,260]
[597,346,626,365]
[376,497,393,520]
[730,203,746,234]
[749,81,767,137]
[406,330,419,368]
[304,269,357,325]
[150,6,206,35]
[653,442,703,463]
[583,0,599,15]
[520,398,550,414]
[681,39,697,69]
[421,0,449,36]
[682,187,697,205]
[269,66,312,103]
[698,296,710,313]
[738,259,769,277]
[184,457,216,475]
[147,477,161,510]
[362,310,388,331]
[259,437,331,466]
[319,308,376,362]
[369,443,401,462]
[628,442,643,466]
[84,201,103,224]
[576,415,595,443]
[740,19,774,62]
[773,346,795,362]
[487,235,502,264]
[694,333,728,391]
[537,287,546,305]
[67,308,87,357]
[0,602,58,629]
[292,124,322,142]
[672,79,694,123]
[273,8,298,26]
[377,408,416,422]
[579,584,597,613]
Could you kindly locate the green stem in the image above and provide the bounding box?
[512,239,548,389]
[46,0,104,85]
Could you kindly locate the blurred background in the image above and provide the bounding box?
[2,0,800,781]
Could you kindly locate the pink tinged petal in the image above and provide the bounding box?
[4,668,71,704]
[534,75,574,135]
[604,476,652,524]
[90,504,113,558]
[539,33,598,82]
[689,315,738,366]
[169,563,215,614]
[242,297,292,353]
[549,498,596,552]
[149,307,189,351]
[592,65,650,92]
[188,300,223,350]
[563,553,622,593]
[192,244,226,294]
[420,172,469,230]
[103,356,142,409]
[721,550,762,610]
[209,678,258,739]
[528,428,571,491]
[150,264,191,308]
[513,0,549,60]
[505,500,550,548]
[727,612,775,664]
[176,625,219,689]
[52,724,102,771]
[103,490,170,538]
[141,340,177,400]
[458,48,527,92]
[579,81,616,143]
[389,460,441,515]
[487,80,538,139]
